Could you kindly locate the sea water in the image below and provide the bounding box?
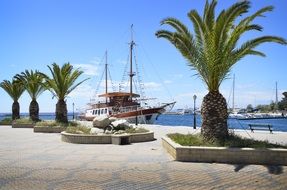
[0,113,75,122]
[154,114,287,132]
[1,113,287,132]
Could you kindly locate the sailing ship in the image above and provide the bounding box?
[79,26,175,124]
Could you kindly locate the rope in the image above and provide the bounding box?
[108,67,116,92]
[119,55,129,92]
[134,51,146,99]
[138,45,174,101]
[94,62,105,99]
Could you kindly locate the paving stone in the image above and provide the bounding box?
[0,126,287,190]
[72,170,113,182]
[0,179,48,190]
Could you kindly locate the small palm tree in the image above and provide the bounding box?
[15,70,46,121]
[0,79,25,120]
[44,63,88,123]
[156,0,286,142]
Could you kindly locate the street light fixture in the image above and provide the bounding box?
[193,95,197,129]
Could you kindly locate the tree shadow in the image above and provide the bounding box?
[233,164,284,175]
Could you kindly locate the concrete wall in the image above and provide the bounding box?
[162,136,287,165]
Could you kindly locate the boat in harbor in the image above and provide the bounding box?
[164,108,193,115]
[228,80,286,120]
[79,26,175,124]
[236,112,286,120]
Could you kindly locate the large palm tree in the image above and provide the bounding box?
[44,63,88,123]
[15,70,46,121]
[0,79,25,120]
[156,0,286,142]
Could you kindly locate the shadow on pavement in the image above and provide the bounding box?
[234,164,284,175]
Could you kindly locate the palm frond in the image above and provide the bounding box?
[232,36,287,65]
[0,78,25,101]
[45,63,89,100]
[156,0,287,91]
[15,70,46,100]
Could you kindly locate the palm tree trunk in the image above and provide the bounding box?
[12,101,20,120]
[29,99,39,121]
[56,99,68,123]
[201,91,228,143]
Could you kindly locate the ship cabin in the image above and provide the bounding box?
[87,92,141,117]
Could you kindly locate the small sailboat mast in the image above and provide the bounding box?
[275,81,278,105]
[275,81,278,110]
[129,24,136,100]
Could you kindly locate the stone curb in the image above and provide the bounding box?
[162,136,287,165]
[34,126,66,133]
[12,124,35,128]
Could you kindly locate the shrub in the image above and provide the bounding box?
[35,120,78,127]
[168,133,214,147]
[13,117,34,124]
[0,117,12,125]
[167,133,287,148]
[65,126,91,134]
[36,120,59,127]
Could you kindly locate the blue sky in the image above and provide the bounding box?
[0,0,286,113]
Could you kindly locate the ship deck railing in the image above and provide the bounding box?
[119,105,140,113]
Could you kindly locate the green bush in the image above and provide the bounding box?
[168,133,214,147]
[167,133,287,149]
[13,117,34,124]
[64,121,78,127]
[36,120,59,127]
[0,117,12,125]
[65,126,91,134]
[35,120,78,127]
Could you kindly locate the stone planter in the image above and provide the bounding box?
[129,131,154,143]
[0,123,12,126]
[61,132,111,144]
[34,126,66,133]
[12,123,35,128]
[111,134,131,145]
[61,131,154,145]
[162,136,287,165]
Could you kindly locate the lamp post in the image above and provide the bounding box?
[72,102,75,120]
[135,103,139,126]
[193,95,197,129]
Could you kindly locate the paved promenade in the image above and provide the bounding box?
[0,125,287,190]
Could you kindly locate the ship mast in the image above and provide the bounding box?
[129,24,135,100]
[105,50,108,103]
